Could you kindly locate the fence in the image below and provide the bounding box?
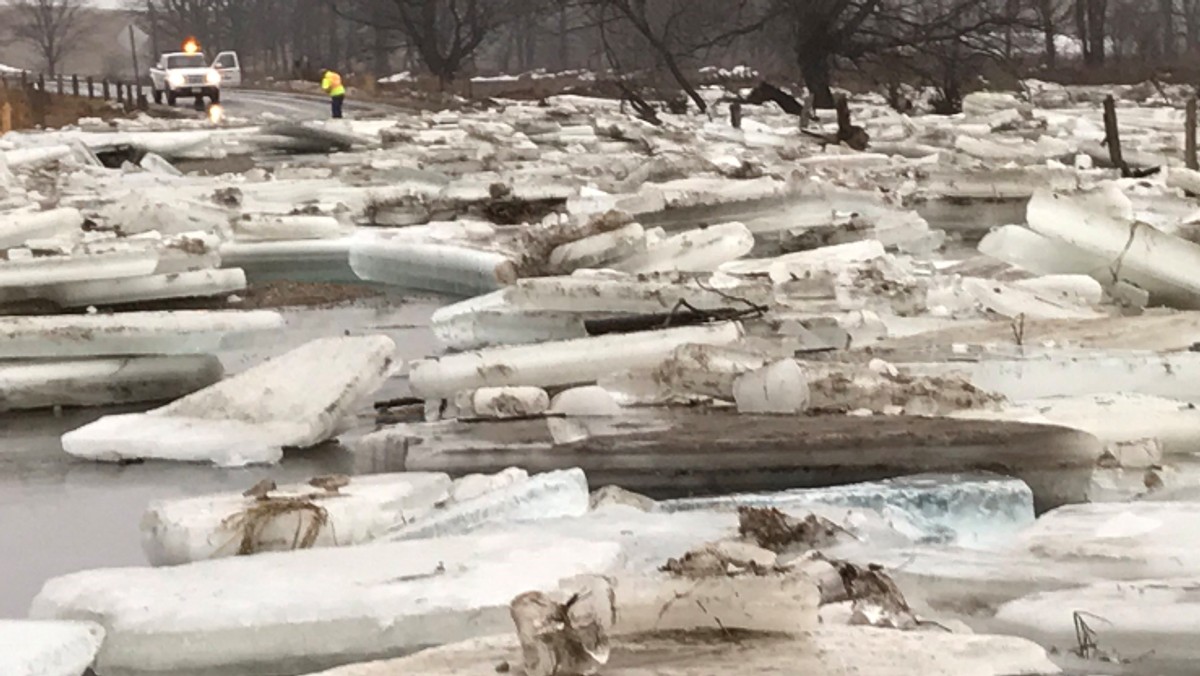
[0,71,148,131]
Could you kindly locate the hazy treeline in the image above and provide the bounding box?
[10,0,1200,105]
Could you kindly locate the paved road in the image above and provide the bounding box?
[164,87,404,121]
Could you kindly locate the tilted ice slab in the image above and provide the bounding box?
[1028,184,1200,308]
[0,620,105,676]
[721,239,886,284]
[219,238,354,282]
[430,291,590,351]
[409,322,743,398]
[0,250,159,288]
[349,230,517,296]
[612,222,755,274]
[978,224,1108,278]
[0,355,223,412]
[0,310,282,359]
[661,473,1035,548]
[384,468,589,541]
[61,335,396,466]
[951,393,1200,456]
[0,208,84,250]
[31,533,621,676]
[142,472,453,566]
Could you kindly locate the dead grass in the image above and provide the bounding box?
[220,495,333,556]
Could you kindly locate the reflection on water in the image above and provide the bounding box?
[0,295,442,618]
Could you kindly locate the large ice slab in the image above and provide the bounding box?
[0,356,223,411]
[612,222,755,273]
[409,322,743,398]
[660,473,1035,548]
[385,411,1102,512]
[900,351,1200,403]
[0,208,84,250]
[1028,184,1200,308]
[142,472,453,566]
[0,250,159,288]
[62,335,396,466]
[0,620,105,676]
[31,532,622,676]
[952,393,1200,456]
[384,468,589,541]
[349,230,518,296]
[13,269,247,309]
[995,579,1200,665]
[307,626,1060,676]
[500,274,774,313]
[0,310,282,359]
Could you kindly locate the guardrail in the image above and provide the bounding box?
[1,71,149,109]
[0,71,151,131]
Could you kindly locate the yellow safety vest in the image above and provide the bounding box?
[321,71,345,97]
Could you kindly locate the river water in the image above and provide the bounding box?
[0,292,443,618]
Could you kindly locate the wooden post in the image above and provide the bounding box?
[1103,95,1127,175]
[730,102,742,129]
[1187,97,1198,171]
[116,82,125,105]
[128,25,142,104]
[56,75,64,94]
[102,79,110,100]
[87,76,94,98]
[37,74,45,91]
[72,75,79,97]
[20,71,28,88]
[1,103,12,134]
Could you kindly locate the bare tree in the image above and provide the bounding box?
[335,0,534,85]
[584,0,769,113]
[774,0,1022,109]
[10,0,86,76]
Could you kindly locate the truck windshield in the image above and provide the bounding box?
[166,54,207,68]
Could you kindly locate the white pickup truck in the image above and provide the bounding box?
[149,50,241,107]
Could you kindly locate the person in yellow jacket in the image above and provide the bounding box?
[320,69,346,119]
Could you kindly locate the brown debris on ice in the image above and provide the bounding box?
[737,507,848,553]
[831,560,918,630]
[510,579,615,676]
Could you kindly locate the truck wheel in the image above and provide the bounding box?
[209,89,220,104]
[166,90,177,106]
[152,88,162,105]
[193,96,205,111]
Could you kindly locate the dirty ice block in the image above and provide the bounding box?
[61,336,396,466]
[30,533,622,676]
[660,473,1035,547]
[0,620,105,676]
[0,310,282,359]
[0,355,223,411]
[305,627,1060,676]
[142,472,453,566]
[384,468,589,541]
[408,322,743,398]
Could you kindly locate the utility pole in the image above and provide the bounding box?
[149,3,161,61]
